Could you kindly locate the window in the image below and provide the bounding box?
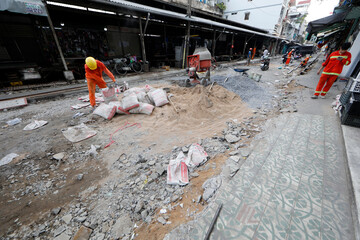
[244,12,250,20]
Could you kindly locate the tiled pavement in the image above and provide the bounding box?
[182,113,355,240]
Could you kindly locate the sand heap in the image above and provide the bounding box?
[113,83,252,149]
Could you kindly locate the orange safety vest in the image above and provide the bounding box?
[322,50,352,76]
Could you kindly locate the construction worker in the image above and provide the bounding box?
[84,57,116,110]
[301,55,311,67]
[311,42,352,99]
[247,48,252,66]
[285,49,295,66]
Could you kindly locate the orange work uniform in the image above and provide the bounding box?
[84,60,115,106]
[314,50,351,96]
[285,51,293,65]
[301,57,310,67]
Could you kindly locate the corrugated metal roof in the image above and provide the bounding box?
[93,0,283,39]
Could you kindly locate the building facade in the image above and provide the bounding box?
[223,0,290,36]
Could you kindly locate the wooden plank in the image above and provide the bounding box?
[0,98,27,110]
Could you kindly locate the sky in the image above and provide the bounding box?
[305,0,340,22]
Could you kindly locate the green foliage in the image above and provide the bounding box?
[216,2,226,10]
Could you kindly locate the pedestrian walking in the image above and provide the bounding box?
[311,42,352,99]
[247,48,252,66]
[84,56,116,110]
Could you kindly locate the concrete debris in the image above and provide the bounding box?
[53,152,66,161]
[157,217,167,225]
[51,207,62,215]
[54,232,71,240]
[62,214,72,224]
[77,174,84,181]
[229,156,240,163]
[202,176,222,202]
[73,226,92,240]
[239,149,251,158]
[224,134,241,143]
[111,215,133,239]
[53,226,66,237]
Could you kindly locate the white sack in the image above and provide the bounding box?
[129,103,154,115]
[101,87,118,103]
[122,93,140,111]
[167,152,189,186]
[123,87,146,97]
[109,101,127,115]
[148,89,169,107]
[93,103,117,120]
[185,143,208,167]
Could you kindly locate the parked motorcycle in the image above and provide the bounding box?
[260,55,270,71]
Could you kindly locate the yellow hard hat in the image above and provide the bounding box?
[85,57,97,70]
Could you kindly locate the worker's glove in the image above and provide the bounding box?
[108,83,115,89]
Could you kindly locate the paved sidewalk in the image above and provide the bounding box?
[166,114,355,240]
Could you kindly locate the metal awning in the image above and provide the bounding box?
[0,0,47,16]
[91,0,283,40]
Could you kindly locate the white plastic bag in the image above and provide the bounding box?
[185,143,208,167]
[23,120,48,131]
[0,153,19,166]
[93,103,117,120]
[101,87,117,103]
[167,152,189,185]
[148,89,169,107]
[122,93,140,111]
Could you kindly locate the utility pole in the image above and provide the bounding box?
[183,0,191,69]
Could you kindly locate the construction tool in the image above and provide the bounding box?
[186,47,212,86]
[204,203,223,240]
[168,94,179,113]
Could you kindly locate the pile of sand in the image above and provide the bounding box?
[111,83,252,151]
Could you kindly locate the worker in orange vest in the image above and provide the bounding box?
[311,42,352,99]
[84,57,116,110]
[285,49,295,66]
[301,56,311,67]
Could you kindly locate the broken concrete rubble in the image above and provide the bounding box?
[202,176,222,202]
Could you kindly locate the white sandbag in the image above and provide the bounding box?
[148,89,169,107]
[123,87,146,97]
[167,152,189,185]
[122,93,140,111]
[139,103,154,115]
[93,103,117,120]
[101,87,117,103]
[129,103,154,115]
[144,84,154,93]
[136,91,148,103]
[185,143,208,167]
[109,101,127,115]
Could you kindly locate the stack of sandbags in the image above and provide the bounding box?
[93,85,169,119]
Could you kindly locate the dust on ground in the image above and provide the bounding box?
[0,82,253,238]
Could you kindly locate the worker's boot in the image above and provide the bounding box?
[311,95,318,99]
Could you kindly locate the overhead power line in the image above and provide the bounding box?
[224,3,283,14]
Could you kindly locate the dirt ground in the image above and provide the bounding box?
[0,58,304,239]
